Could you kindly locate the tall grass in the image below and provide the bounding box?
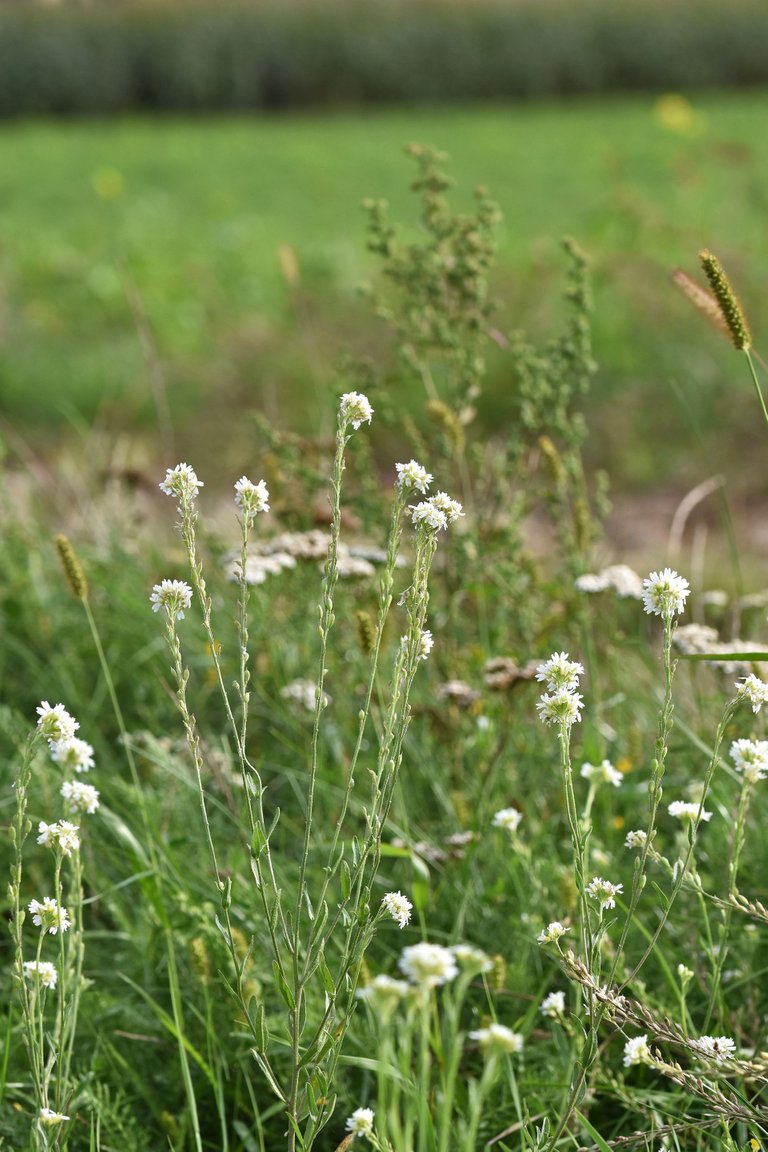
[3,146,768,1151]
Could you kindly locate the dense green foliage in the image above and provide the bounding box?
[1,0,768,117]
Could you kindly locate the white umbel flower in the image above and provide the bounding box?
[49,737,94,773]
[150,579,193,621]
[624,829,647,850]
[641,568,690,619]
[410,492,464,532]
[537,921,568,944]
[536,689,584,728]
[345,1107,375,1138]
[23,961,58,989]
[39,1109,70,1126]
[356,974,409,1013]
[36,702,79,744]
[159,462,204,505]
[398,942,458,989]
[382,891,412,929]
[623,1035,652,1066]
[61,780,100,815]
[450,944,493,973]
[737,673,768,714]
[668,800,712,823]
[234,476,269,522]
[339,392,374,430]
[396,460,433,493]
[28,897,71,935]
[37,820,80,856]
[586,877,623,911]
[469,1022,524,1054]
[492,807,523,834]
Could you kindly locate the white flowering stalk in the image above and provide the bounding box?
[381,891,413,929]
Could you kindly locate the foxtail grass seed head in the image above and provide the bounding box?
[469,1022,524,1055]
[150,579,193,621]
[586,877,623,911]
[355,610,376,655]
[698,250,751,351]
[37,820,80,856]
[538,921,568,945]
[692,1035,737,1063]
[737,674,768,714]
[395,459,433,493]
[39,1110,70,1127]
[624,829,647,850]
[580,759,622,788]
[339,391,374,430]
[398,942,458,988]
[49,736,94,774]
[36,702,79,744]
[672,268,730,339]
[28,897,71,935]
[60,780,100,815]
[730,738,768,782]
[623,1035,652,1067]
[55,534,88,600]
[450,944,493,973]
[641,568,690,619]
[536,688,584,728]
[540,991,566,1018]
[159,462,204,506]
[492,807,523,835]
[345,1108,375,1138]
[668,800,712,823]
[535,652,584,693]
[23,961,58,990]
[234,476,270,522]
[382,891,412,929]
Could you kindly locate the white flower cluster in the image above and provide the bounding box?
[396,459,433,493]
[469,1022,524,1055]
[339,391,374,430]
[730,738,768,783]
[150,578,193,622]
[575,564,643,599]
[37,820,80,857]
[492,807,523,835]
[692,1034,737,1063]
[451,944,493,974]
[623,1035,652,1067]
[159,462,204,506]
[624,829,647,850]
[280,678,330,713]
[356,974,409,1014]
[36,701,79,744]
[668,800,712,823]
[540,990,566,1018]
[345,1107,375,1138]
[381,891,412,929]
[580,759,622,788]
[28,897,71,935]
[537,921,568,945]
[535,652,585,728]
[586,876,623,911]
[234,476,270,522]
[410,491,464,533]
[641,568,690,620]
[737,673,768,714]
[23,960,58,990]
[398,942,458,989]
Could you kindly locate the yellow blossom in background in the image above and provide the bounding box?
[91,166,124,199]
[653,93,706,137]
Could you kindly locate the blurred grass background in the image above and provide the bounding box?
[2,90,767,497]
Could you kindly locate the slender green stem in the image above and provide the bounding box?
[744,349,768,430]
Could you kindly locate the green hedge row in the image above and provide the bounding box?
[1,1,767,116]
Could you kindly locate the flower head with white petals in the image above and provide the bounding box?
[339,392,374,430]
[451,944,493,973]
[61,780,100,816]
[159,462,204,506]
[641,568,690,619]
[580,759,622,788]
[345,1107,375,1138]
[469,1023,524,1055]
[536,689,584,728]
[356,974,409,1013]
[538,921,568,945]
[28,897,71,935]
[410,492,464,533]
[493,807,523,835]
[730,738,768,783]
[382,891,412,929]
[737,673,768,714]
[49,737,94,773]
[150,579,193,621]
[586,877,623,911]
[39,1109,70,1127]
[37,820,80,857]
[234,477,270,522]
[623,1035,652,1066]
[36,702,79,744]
[692,1035,736,1063]
[535,652,585,693]
[624,829,647,850]
[398,942,458,989]
[24,961,58,989]
[541,991,566,1018]
[396,460,432,494]
[416,629,434,660]
[668,800,712,823]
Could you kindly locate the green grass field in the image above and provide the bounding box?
[2,91,768,489]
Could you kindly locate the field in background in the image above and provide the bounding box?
[2,91,768,494]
